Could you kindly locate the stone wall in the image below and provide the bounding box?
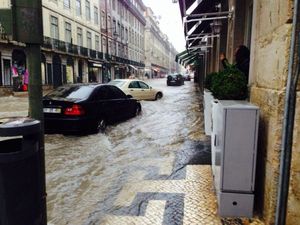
[287,93,300,224]
[249,0,297,224]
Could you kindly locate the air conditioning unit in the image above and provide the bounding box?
[211,100,259,217]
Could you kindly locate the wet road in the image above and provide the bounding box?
[45,79,210,225]
[0,79,212,225]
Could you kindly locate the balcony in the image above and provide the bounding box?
[89,49,97,59]
[53,39,66,52]
[43,37,52,49]
[43,37,66,52]
[66,43,79,55]
[79,46,88,56]
[97,52,103,59]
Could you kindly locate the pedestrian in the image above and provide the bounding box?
[220,45,250,80]
[22,68,29,91]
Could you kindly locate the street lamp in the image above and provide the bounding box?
[210,20,222,34]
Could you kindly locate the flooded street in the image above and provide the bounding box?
[45,79,209,225]
[0,79,212,225]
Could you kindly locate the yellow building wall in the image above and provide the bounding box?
[249,0,300,224]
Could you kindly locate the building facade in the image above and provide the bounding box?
[178,0,299,224]
[2,0,181,91]
[144,7,176,78]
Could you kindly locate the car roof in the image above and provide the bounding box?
[64,83,111,87]
[112,79,144,82]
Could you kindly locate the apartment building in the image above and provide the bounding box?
[144,7,175,78]
[103,0,146,80]
[0,0,179,90]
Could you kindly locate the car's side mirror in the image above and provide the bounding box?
[127,95,133,98]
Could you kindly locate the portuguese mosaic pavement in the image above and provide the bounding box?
[94,139,264,225]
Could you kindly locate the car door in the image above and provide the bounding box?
[92,86,124,124]
[138,81,153,100]
[128,81,142,99]
[107,85,134,120]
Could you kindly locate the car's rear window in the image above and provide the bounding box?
[108,80,126,87]
[46,86,94,99]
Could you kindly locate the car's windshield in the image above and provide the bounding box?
[108,80,126,87]
[46,86,94,100]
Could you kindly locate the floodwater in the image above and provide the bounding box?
[0,79,208,225]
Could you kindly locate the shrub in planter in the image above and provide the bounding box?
[204,72,219,91]
[210,67,247,100]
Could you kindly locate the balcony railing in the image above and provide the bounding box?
[89,49,97,58]
[97,52,103,59]
[79,46,88,56]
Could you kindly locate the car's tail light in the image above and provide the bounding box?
[64,104,85,116]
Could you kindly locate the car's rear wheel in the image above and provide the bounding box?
[95,118,107,133]
[155,92,163,100]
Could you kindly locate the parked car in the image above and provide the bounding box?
[43,84,141,134]
[167,74,184,86]
[183,74,191,81]
[108,79,163,100]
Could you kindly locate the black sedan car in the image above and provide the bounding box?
[166,74,184,86]
[43,84,141,134]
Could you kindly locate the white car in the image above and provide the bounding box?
[109,79,163,100]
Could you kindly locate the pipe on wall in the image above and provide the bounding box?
[275,0,300,224]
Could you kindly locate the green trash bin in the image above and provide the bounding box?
[0,117,45,225]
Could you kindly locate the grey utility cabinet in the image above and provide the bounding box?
[211,100,259,217]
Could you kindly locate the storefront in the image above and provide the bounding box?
[88,61,102,83]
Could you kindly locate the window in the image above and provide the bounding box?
[94,87,109,100]
[108,41,112,54]
[113,20,116,32]
[108,86,126,99]
[77,27,83,46]
[139,81,149,89]
[121,26,124,40]
[102,37,106,53]
[94,6,99,24]
[117,22,120,36]
[112,0,116,10]
[95,35,99,50]
[50,16,59,39]
[47,86,94,100]
[108,16,111,31]
[65,22,72,43]
[101,11,106,28]
[76,0,81,16]
[63,0,70,9]
[86,0,91,20]
[128,81,140,88]
[87,31,92,49]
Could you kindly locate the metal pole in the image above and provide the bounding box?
[275,0,300,224]
[26,43,47,225]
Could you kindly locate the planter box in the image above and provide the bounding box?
[203,90,214,135]
[211,100,259,217]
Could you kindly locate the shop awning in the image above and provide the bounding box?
[178,0,231,50]
[175,48,203,66]
[88,60,103,68]
[128,64,138,71]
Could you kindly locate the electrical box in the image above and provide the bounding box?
[211,100,259,217]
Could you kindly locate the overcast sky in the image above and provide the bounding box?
[142,0,186,52]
